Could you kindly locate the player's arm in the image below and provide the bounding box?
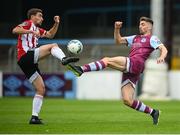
[44,16,60,39]
[114,21,127,45]
[157,44,168,64]
[12,22,40,37]
[12,26,33,35]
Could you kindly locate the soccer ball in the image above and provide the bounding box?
[67,39,83,55]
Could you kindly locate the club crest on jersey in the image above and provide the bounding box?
[141,38,146,43]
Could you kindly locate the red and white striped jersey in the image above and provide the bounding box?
[16,20,46,60]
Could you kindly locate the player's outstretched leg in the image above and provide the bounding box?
[67,56,126,76]
[122,83,160,125]
[38,43,79,65]
[67,59,107,76]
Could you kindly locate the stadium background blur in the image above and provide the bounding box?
[1,0,180,134]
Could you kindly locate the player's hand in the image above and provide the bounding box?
[54,16,60,23]
[115,21,123,29]
[157,57,165,64]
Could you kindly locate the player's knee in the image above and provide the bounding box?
[51,43,59,48]
[49,43,59,53]
[36,85,46,96]
[122,97,132,106]
[102,57,111,66]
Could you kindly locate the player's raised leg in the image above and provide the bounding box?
[121,83,160,125]
[101,56,127,71]
[37,43,79,65]
[67,56,127,76]
[29,75,45,124]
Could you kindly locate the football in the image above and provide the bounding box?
[67,39,83,55]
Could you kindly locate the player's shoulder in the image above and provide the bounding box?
[150,35,162,48]
[150,35,162,43]
[150,35,160,40]
[19,19,32,27]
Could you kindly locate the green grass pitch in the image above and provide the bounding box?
[0,98,180,134]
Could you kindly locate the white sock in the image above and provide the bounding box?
[32,94,43,117]
[51,46,66,61]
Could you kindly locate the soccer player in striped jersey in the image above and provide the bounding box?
[68,17,168,125]
[12,8,79,124]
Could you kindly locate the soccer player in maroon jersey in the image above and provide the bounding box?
[12,8,79,124]
[68,17,168,125]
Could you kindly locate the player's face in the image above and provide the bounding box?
[139,21,150,35]
[33,12,44,26]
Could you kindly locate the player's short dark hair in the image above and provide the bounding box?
[140,16,153,25]
[27,8,42,19]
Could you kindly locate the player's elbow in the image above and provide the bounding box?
[115,38,124,45]
[47,36,53,39]
[12,26,21,35]
[159,45,168,58]
[115,39,119,45]
[114,38,121,45]
[12,28,17,34]
[48,34,54,39]
[162,45,168,55]
[46,32,54,39]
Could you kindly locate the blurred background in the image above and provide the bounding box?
[0,0,180,100]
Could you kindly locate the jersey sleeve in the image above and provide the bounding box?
[124,35,136,47]
[150,35,162,49]
[39,28,47,37]
[17,20,32,30]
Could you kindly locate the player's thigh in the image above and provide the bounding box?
[121,83,135,106]
[38,43,58,61]
[103,56,127,71]
[32,75,45,96]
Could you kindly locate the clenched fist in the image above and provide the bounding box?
[157,57,165,64]
[114,21,123,29]
[54,16,60,23]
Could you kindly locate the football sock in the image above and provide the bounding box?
[130,100,153,115]
[32,94,43,117]
[51,46,66,61]
[81,60,106,72]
